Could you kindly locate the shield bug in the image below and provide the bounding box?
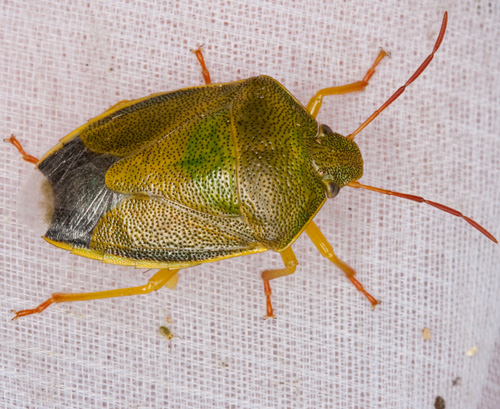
[7,11,497,320]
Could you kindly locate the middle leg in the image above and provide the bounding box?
[261,246,298,318]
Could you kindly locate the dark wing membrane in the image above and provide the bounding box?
[38,138,124,248]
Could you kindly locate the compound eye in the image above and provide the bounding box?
[324,180,340,198]
[321,124,333,135]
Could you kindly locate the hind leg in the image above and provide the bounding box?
[12,268,180,319]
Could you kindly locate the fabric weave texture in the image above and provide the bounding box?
[1,1,499,408]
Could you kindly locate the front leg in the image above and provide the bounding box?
[305,221,379,308]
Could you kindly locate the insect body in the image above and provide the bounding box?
[159,326,174,341]
[8,12,497,320]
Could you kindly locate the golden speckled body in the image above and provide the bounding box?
[14,14,473,319]
[39,76,332,266]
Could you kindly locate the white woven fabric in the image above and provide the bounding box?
[1,1,499,408]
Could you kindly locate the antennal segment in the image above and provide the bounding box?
[347,11,448,141]
[347,181,498,243]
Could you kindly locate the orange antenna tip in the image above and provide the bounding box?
[347,11,448,140]
[347,181,497,243]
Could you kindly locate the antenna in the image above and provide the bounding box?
[347,12,448,140]
[347,181,498,243]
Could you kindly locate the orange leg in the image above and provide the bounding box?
[191,46,212,85]
[5,134,39,164]
[261,246,298,318]
[304,221,380,308]
[12,268,180,319]
[306,49,389,118]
